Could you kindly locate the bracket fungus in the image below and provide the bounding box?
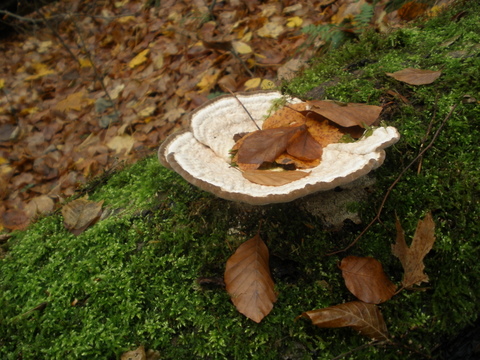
[158,91,400,205]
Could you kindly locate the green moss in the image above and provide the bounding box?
[2,2,480,359]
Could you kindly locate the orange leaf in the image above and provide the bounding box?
[224,234,277,323]
[340,256,396,304]
[392,212,436,288]
[301,301,388,341]
[62,198,104,236]
[242,169,310,186]
[306,100,382,128]
[386,68,442,85]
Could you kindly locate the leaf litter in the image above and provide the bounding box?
[0,0,450,229]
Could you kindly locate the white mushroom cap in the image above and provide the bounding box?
[158,91,400,205]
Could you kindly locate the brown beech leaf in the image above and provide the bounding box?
[237,125,306,167]
[301,301,388,341]
[386,68,442,85]
[1,209,30,230]
[224,234,277,323]
[62,198,104,236]
[242,170,310,186]
[340,256,396,304]
[392,212,436,288]
[286,129,323,161]
[306,100,382,128]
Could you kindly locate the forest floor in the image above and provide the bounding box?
[0,0,454,230]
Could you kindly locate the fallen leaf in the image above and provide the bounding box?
[25,195,55,218]
[307,100,382,128]
[242,169,310,186]
[62,198,104,235]
[24,63,55,81]
[340,256,396,304]
[121,345,146,360]
[55,91,87,112]
[129,49,150,69]
[392,212,436,288]
[1,209,30,230]
[224,234,277,323]
[286,16,303,28]
[244,78,275,91]
[398,1,428,21]
[107,134,135,154]
[386,68,442,85]
[237,125,306,168]
[232,41,253,54]
[301,301,388,341]
[257,21,284,38]
[286,129,323,161]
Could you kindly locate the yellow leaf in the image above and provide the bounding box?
[19,107,39,116]
[79,58,93,68]
[260,79,275,90]
[128,49,150,69]
[244,78,262,90]
[197,69,221,93]
[55,91,87,112]
[287,16,303,28]
[107,134,135,154]
[24,63,55,81]
[0,79,5,89]
[116,15,136,23]
[0,156,8,165]
[232,41,252,54]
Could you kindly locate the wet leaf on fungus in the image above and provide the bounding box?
[392,212,436,288]
[224,234,277,323]
[340,256,396,304]
[301,301,389,341]
[62,198,104,235]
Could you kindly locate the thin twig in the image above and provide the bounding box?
[70,17,119,117]
[327,102,459,256]
[226,88,261,130]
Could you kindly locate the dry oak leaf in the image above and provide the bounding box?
[224,234,277,323]
[307,100,382,128]
[242,169,310,186]
[386,68,442,85]
[62,198,104,236]
[392,212,436,288]
[301,301,388,341]
[340,256,396,304]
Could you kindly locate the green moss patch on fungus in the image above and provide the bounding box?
[1,2,480,359]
